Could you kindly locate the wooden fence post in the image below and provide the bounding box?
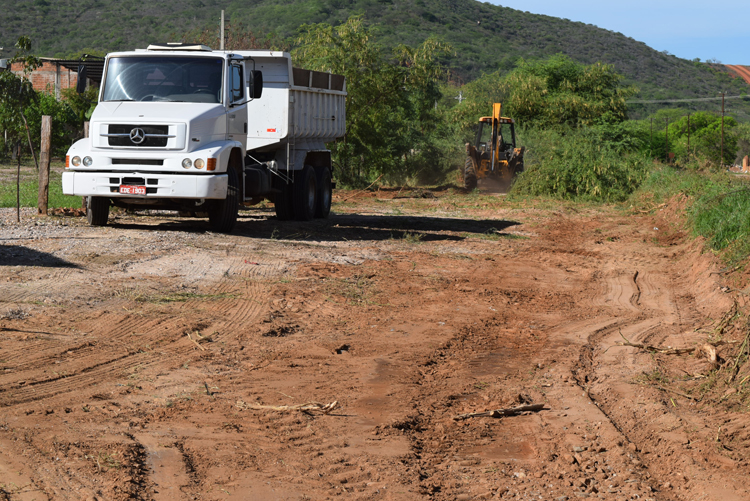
[38,115,52,215]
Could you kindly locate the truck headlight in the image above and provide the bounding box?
[194,159,205,169]
[71,156,81,166]
[83,156,93,166]
[182,158,192,169]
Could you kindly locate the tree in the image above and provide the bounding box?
[452,54,637,133]
[293,16,451,185]
[0,36,40,164]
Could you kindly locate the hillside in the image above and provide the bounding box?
[2,0,749,118]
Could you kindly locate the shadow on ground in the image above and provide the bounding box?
[107,210,521,242]
[0,245,79,268]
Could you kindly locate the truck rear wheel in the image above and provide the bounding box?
[273,178,294,220]
[87,197,110,226]
[315,166,332,218]
[293,165,317,221]
[208,168,239,233]
[464,157,477,190]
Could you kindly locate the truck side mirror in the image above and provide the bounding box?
[76,64,87,94]
[249,70,263,99]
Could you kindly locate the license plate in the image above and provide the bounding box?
[119,185,146,195]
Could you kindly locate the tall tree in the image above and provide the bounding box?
[294,16,450,185]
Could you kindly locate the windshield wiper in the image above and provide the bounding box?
[106,99,135,102]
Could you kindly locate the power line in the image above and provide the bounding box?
[627,94,750,104]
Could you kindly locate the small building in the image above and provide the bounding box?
[9,57,104,98]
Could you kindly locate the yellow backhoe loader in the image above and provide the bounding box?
[463,103,525,190]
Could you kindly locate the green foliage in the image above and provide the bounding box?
[630,110,739,167]
[61,86,99,122]
[0,69,37,157]
[452,55,637,131]
[25,92,81,157]
[293,16,452,185]
[511,126,651,202]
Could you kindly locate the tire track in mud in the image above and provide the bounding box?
[0,252,278,410]
[374,249,685,499]
[0,267,83,304]
[572,251,748,501]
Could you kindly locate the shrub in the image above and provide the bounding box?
[511,126,651,202]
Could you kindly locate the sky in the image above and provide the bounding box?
[488,0,750,65]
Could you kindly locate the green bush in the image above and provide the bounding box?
[25,92,81,157]
[511,126,651,202]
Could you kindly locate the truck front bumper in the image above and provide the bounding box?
[62,171,228,199]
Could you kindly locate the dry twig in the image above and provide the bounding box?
[339,174,384,202]
[186,331,205,351]
[236,400,338,415]
[615,331,731,361]
[453,403,545,421]
[635,202,667,214]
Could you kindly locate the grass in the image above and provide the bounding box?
[0,162,82,209]
[115,288,239,304]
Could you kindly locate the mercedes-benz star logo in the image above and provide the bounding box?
[129,128,146,144]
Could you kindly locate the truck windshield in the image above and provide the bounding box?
[101,56,224,103]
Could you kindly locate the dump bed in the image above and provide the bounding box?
[237,51,347,151]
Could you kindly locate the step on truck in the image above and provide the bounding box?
[62,43,347,232]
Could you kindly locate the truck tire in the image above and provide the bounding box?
[274,179,294,221]
[293,165,317,221]
[464,157,477,190]
[208,168,239,233]
[87,197,110,226]
[315,166,332,219]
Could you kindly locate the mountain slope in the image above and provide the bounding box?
[2,0,748,116]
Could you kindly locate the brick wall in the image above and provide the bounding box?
[10,60,78,97]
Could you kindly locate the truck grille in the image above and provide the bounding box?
[106,125,170,147]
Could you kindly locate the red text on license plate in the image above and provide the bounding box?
[119,185,146,195]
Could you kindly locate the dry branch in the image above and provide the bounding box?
[186,332,205,351]
[635,202,667,214]
[339,174,384,202]
[236,400,338,415]
[453,403,545,421]
[653,385,698,401]
[615,331,731,361]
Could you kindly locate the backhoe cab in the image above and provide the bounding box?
[463,103,525,190]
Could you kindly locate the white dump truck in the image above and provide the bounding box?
[62,43,346,232]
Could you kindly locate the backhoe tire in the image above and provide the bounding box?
[314,166,332,219]
[87,196,110,226]
[463,157,477,190]
[293,165,317,221]
[208,167,239,233]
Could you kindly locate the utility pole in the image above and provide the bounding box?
[665,118,669,163]
[220,10,225,50]
[687,114,690,154]
[720,92,725,166]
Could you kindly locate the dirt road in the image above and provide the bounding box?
[0,188,747,500]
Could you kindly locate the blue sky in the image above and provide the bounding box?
[487,1,750,65]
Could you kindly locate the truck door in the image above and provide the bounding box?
[227,60,248,151]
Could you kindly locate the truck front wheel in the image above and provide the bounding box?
[87,197,110,226]
[293,165,317,221]
[208,168,239,233]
